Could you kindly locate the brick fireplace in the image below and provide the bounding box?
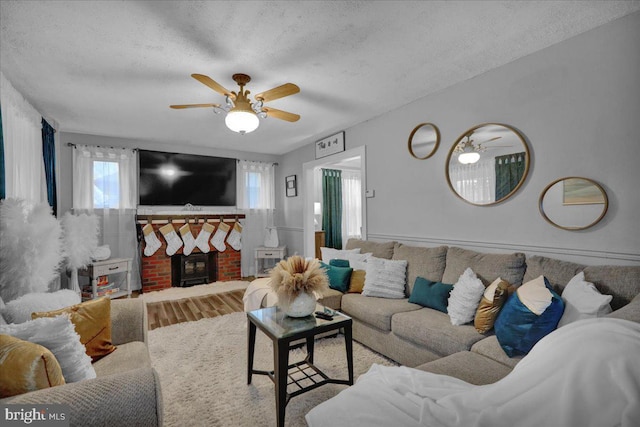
[138,215,243,293]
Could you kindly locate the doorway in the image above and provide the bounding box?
[302,146,367,257]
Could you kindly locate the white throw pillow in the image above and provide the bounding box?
[1,290,81,324]
[341,252,372,271]
[558,272,612,327]
[362,257,407,299]
[320,247,361,263]
[448,267,485,325]
[0,314,96,383]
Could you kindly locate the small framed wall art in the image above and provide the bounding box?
[315,131,345,159]
[285,175,297,197]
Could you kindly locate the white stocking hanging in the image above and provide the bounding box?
[227,222,243,251]
[210,222,230,252]
[142,224,161,257]
[179,223,196,256]
[195,222,214,253]
[159,223,183,256]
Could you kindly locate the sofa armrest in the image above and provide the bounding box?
[0,367,163,427]
[608,293,640,323]
[111,298,148,345]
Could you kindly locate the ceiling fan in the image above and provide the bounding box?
[454,132,512,164]
[170,73,300,134]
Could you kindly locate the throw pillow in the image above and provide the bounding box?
[447,268,486,325]
[341,252,372,271]
[1,290,81,324]
[557,272,613,328]
[494,275,565,357]
[320,262,353,293]
[0,334,65,398]
[348,270,366,293]
[0,315,96,383]
[329,259,351,268]
[362,257,407,299]
[32,296,116,361]
[320,247,360,263]
[474,278,511,333]
[408,277,454,313]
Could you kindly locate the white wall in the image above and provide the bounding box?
[278,12,640,265]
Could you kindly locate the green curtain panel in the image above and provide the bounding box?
[42,118,57,215]
[0,104,4,199]
[495,152,526,200]
[322,168,343,249]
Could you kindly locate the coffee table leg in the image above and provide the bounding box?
[274,339,289,427]
[344,324,354,385]
[247,319,256,385]
[306,335,315,364]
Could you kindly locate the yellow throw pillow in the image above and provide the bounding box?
[348,270,366,293]
[32,297,116,361]
[0,334,65,397]
[474,278,512,333]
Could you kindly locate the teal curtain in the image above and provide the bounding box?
[0,104,4,200]
[322,169,342,249]
[42,118,57,215]
[495,152,526,200]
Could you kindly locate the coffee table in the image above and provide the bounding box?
[247,305,353,427]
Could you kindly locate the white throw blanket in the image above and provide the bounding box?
[242,277,278,311]
[307,318,640,427]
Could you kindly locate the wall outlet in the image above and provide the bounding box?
[365,189,375,198]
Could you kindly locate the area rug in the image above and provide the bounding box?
[148,312,397,427]
[140,280,250,303]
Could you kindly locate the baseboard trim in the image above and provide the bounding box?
[367,233,640,264]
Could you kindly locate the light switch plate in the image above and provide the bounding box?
[365,189,375,198]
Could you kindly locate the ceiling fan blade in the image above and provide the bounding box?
[255,83,300,102]
[263,107,300,122]
[191,74,234,98]
[170,103,220,109]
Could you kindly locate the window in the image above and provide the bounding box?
[246,171,261,209]
[93,160,120,209]
[237,160,274,210]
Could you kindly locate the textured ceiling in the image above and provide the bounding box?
[1,1,639,155]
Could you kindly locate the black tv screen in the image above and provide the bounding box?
[138,150,236,206]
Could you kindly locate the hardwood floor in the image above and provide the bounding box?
[145,289,245,330]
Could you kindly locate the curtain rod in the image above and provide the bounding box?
[236,159,279,166]
[66,142,138,151]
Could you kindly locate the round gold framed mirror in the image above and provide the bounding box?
[539,177,608,230]
[408,123,440,159]
[445,123,530,206]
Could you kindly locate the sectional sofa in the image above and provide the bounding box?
[325,239,640,385]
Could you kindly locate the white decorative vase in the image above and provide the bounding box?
[282,292,316,317]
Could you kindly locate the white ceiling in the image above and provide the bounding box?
[1,1,639,155]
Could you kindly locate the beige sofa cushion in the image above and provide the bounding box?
[345,239,396,259]
[415,351,512,385]
[391,308,485,356]
[442,247,526,286]
[392,244,447,294]
[524,256,640,310]
[341,294,420,331]
[470,335,523,369]
[318,288,343,310]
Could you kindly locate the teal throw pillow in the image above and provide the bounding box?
[320,262,353,293]
[329,259,351,268]
[408,277,454,313]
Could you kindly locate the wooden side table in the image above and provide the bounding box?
[78,258,132,300]
[314,231,325,259]
[255,246,287,278]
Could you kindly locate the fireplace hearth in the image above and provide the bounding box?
[171,253,217,287]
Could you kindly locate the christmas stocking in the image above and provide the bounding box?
[142,224,161,257]
[210,222,230,252]
[159,223,183,256]
[195,222,214,253]
[227,222,243,251]
[179,224,196,256]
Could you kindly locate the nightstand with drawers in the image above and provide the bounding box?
[78,258,132,300]
[254,246,287,278]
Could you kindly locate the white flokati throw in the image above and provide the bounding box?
[61,212,100,269]
[1,290,80,324]
[0,198,64,302]
[447,267,485,325]
[307,318,640,427]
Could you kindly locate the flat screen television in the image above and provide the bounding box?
[138,150,236,206]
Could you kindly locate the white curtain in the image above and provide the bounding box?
[341,169,362,243]
[449,159,495,204]
[236,160,275,276]
[0,72,47,203]
[72,144,141,290]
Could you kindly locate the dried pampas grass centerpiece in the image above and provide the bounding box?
[269,256,329,317]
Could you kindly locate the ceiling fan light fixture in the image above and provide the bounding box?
[225,105,259,134]
[458,151,480,164]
